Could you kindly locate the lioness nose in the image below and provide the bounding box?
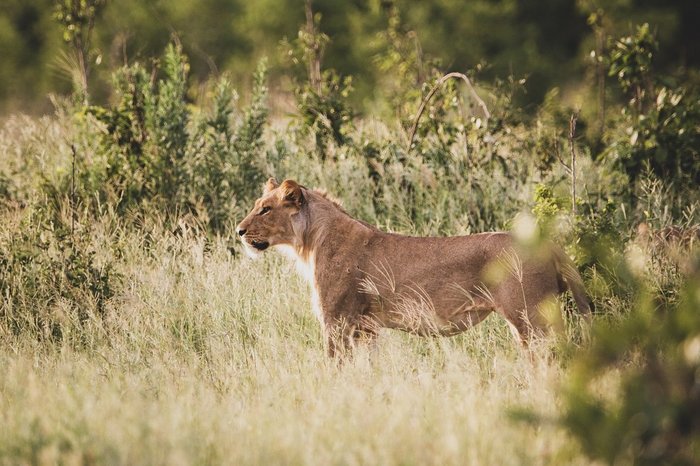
[237,228,247,237]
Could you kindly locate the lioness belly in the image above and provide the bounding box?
[369,292,494,336]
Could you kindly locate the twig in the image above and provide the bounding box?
[596,29,606,137]
[305,0,322,94]
[555,135,571,175]
[568,112,578,216]
[71,144,77,237]
[555,112,579,216]
[407,72,490,150]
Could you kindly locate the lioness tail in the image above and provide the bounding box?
[554,249,593,318]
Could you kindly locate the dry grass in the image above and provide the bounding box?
[0,228,592,465]
[0,107,605,466]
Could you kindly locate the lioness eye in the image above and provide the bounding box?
[259,206,271,215]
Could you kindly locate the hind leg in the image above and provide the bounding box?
[325,320,355,358]
[496,280,558,348]
[325,314,379,359]
[504,308,540,348]
[494,285,546,348]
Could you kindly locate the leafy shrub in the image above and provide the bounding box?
[604,24,700,186]
[146,42,190,203]
[0,198,120,344]
[190,61,268,231]
[283,9,354,157]
[615,85,700,185]
[231,60,269,200]
[87,43,268,232]
[374,2,470,162]
[295,69,354,155]
[562,253,700,465]
[88,42,189,211]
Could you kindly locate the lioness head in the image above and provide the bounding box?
[236,178,305,257]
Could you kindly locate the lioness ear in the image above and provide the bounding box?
[263,177,279,194]
[279,179,304,207]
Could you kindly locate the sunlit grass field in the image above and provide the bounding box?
[2,4,700,459]
[1,83,690,465]
[0,223,598,465]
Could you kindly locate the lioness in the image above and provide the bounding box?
[237,178,591,357]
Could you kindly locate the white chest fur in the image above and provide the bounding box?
[274,245,323,325]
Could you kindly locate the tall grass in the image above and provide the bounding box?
[0,103,602,465]
[0,225,590,465]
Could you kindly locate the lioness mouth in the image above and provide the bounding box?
[251,240,269,251]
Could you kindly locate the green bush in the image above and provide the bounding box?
[190,61,268,231]
[604,24,700,186]
[87,42,189,211]
[562,253,700,465]
[283,9,354,157]
[295,69,354,155]
[86,43,268,232]
[0,199,120,344]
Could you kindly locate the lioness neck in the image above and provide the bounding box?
[286,189,374,266]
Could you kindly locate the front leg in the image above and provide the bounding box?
[325,319,352,359]
[324,313,378,359]
[324,317,357,358]
[316,269,375,358]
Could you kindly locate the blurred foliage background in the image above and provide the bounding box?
[1,0,699,115]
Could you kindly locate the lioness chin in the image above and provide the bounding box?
[237,178,592,357]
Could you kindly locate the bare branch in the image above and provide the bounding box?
[569,112,579,216]
[555,134,572,175]
[407,72,490,150]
